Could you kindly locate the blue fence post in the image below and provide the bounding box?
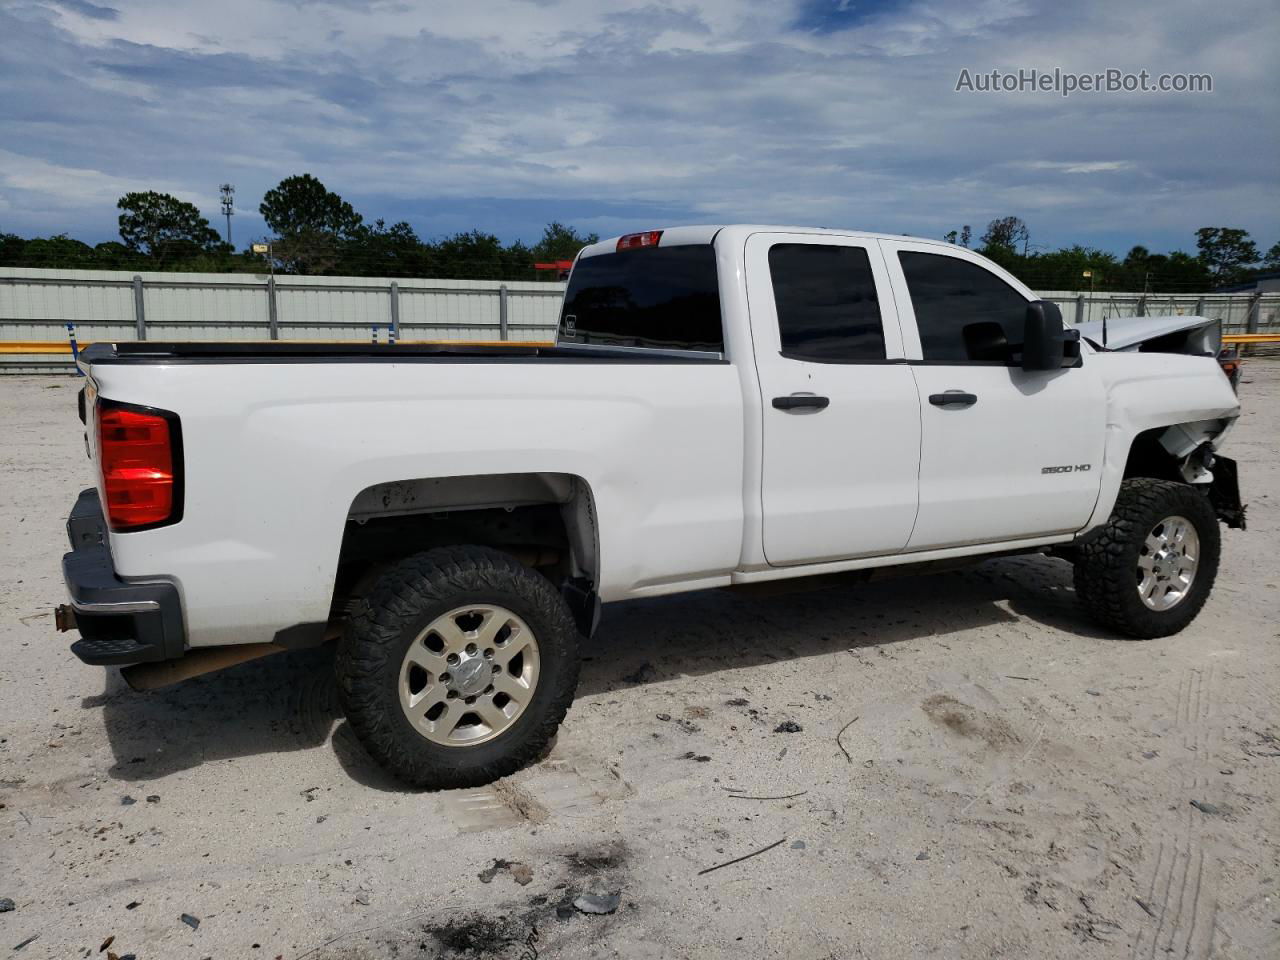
[67,321,82,374]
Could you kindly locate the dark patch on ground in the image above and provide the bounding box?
[921,693,1021,748]
[426,913,527,955]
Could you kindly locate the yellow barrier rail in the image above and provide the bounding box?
[0,340,555,356]
[1223,333,1280,344]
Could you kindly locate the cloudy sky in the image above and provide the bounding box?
[2,0,1277,255]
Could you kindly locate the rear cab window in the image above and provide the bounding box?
[558,245,723,353]
[769,243,886,362]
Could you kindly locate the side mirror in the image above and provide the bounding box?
[1022,300,1080,370]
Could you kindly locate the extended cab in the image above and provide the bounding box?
[58,225,1245,788]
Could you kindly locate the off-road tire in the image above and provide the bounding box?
[1073,478,1220,639]
[335,546,580,789]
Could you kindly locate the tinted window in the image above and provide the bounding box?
[769,244,886,362]
[898,252,1028,362]
[558,245,722,352]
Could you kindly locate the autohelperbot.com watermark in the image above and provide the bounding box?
[955,67,1212,97]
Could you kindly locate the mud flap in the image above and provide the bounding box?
[1208,456,1246,529]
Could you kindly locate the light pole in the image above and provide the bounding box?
[219,184,235,246]
[251,242,273,278]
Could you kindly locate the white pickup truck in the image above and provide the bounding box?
[58,225,1245,788]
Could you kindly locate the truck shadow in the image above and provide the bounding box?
[575,552,1101,697]
[91,553,1101,786]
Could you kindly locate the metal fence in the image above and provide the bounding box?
[1038,289,1279,332]
[0,267,566,371]
[3,266,1278,372]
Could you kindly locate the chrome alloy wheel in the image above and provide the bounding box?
[1136,515,1200,612]
[398,605,540,747]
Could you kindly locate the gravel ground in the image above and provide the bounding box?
[0,365,1277,960]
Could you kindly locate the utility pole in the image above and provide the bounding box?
[219,184,235,246]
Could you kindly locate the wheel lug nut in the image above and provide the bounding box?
[447,690,457,699]
[440,672,451,683]
[492,664,501,674]
[465,643,478,655]
[465,696,476,705]
[447,653,459,665]
[484,648,494,659]
[484,684,494,695]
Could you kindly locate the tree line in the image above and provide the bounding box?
[943,216,1277,292]
[1,174,1276,291]
[0,174,598,281]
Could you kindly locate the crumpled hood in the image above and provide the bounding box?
[1074,314,1221,353]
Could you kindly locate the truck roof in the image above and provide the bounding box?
[579,225,958,259]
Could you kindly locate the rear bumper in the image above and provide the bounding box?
[60,488,186,666]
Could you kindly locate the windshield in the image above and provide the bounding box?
[558,245,723,352]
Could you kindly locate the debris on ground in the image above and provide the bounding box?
[697,838,788,876]
[100,934,115,951]
[119,796,136,806]
[1086,689,1102,697]
[12,934,38,951]
[145,795,160,804]
[725,697,749,706]
[791,840,806,849]
[915,851,930,861]
[300,787,319,802]
[0,898,14,913]
[477,858,534,885]
[573,893,621,915]
[1189,800,1222,815]
[774,721,803,733]
[835,716,860,763]
[655,713,671,722]
[179,913,200,930]
[680,751,711,762]
[125,902,140,910]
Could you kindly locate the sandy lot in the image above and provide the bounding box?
[1,365,1277,960]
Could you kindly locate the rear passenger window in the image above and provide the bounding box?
[898,252,1028,363]
[559,245,723,352]
[769,244,886,362]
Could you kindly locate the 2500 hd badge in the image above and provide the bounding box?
[1042,464,1093,474]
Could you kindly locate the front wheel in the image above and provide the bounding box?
[1073,478,1221,639]
[336,546,581,789]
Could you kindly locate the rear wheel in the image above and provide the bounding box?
[1073,478,1220,638]
[336,545,580,789]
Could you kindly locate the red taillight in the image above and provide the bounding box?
[616,230,663,251]
[98,403,180,530]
